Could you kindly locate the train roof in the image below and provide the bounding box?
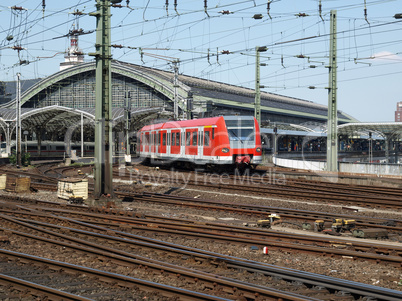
[140,116,256,131]
[140,116,223,131]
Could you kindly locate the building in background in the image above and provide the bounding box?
[395,101,402,122]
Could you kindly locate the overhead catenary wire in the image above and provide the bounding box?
[0,0,401,96]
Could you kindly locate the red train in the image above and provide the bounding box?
[138,115,262,169]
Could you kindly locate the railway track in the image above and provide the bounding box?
[115,191,402,232]
[4,204,402,266]
[114,168,402,209]
[0,204,401,300]
[0,249,230,301]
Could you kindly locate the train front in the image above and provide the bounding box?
[223,116,262,168]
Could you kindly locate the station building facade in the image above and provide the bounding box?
[0,59,358,156]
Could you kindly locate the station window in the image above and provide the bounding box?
[176,132,180,146]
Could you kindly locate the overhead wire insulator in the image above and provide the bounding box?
[219,10,233,15]
[281,55,285,68]
[12,46,24,51]
[221,50,231,54]
[174,0,178,14]
[11,6,27,11]
[204,0,209,17]
[318,0,323,21]
[253,14,263,20]
[267,1,272,19]
[364,0,369,24]
[72,9,84,16]
[111,44,124,48]
[139,48,144,63]
[295,54,306,59]
[42,0,46,17]
[296,13,308,17]
[165,0,168,15]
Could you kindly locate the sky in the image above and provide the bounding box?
[0,0,402,122]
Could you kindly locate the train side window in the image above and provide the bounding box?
[204,131,210,146]
[162,133,166,146]
[176,132,180,146]
[186,132,191,146]
[212,128,215,139]
[192,131,197,146]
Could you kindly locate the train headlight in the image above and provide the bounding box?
[256,147,261,153]
[222,148,229,153]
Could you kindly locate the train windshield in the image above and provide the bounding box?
[224,117,255,148]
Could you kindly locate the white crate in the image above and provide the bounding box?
[58,178,88,200]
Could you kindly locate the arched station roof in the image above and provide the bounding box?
[0,60,358,125]
[0,106,161,137]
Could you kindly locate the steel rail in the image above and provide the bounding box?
[4,207,402,267]
[0,218,316,301]
[0,273,93,301]
[2,205,402,258]
[116,192,402,231]
[2,215,401,301]
[114,171,402,209]
[0,249,233,301]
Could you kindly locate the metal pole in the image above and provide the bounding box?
[81,112,84,157]
[326,10,338,172]
[173,60,179,119]
[254,47,261,128]
[90,0,114,198]
[6,124,10,155]
[16,73,22,166]
[125,90,131,156]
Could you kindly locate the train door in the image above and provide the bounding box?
[160,130,167,156]
[171,130,180,155]
[185,129,198,156]
[203,126,213,157]
[145,132,150,153]
[197,127,203,161]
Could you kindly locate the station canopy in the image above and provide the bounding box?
[338,122,402,139]
[0,105,161,134]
